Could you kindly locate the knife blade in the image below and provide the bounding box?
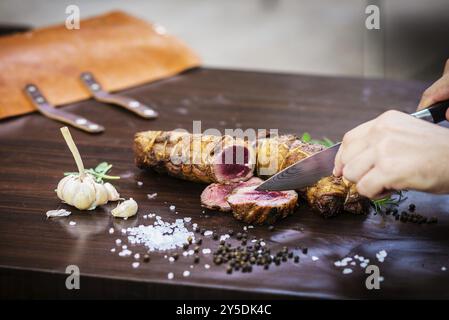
[256,99,449,191]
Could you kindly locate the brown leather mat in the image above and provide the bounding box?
[0,11,201,119]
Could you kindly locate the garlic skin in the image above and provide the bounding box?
[56,174,119,210]
[111,198,138,218]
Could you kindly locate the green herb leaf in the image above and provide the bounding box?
[371,190,407,214]
[64,162,120,183]
[301,132,334,147]
[301,132,312,143]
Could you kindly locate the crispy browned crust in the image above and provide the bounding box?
[135,131,369,218]
[257,135,369,217]
[134,130,255,183]
[228,188,298,225]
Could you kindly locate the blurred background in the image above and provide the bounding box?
[0,0,448,81]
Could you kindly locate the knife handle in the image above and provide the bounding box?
[411,99,449,123]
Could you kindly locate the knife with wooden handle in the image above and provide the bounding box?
[256,100,449,191]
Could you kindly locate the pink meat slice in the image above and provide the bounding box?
[200,177,263,212]
[227,186,298,225]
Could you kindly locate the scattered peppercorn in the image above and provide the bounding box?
[408,204,416,212]
[294,256,300,263]
[194,255,200,264]
[302,247,308,255]
[143,254,150,262]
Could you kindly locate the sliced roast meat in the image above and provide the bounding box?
[200,177,263,212]
[227,186,298,225]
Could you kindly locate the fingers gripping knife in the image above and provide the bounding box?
[256,100,449,191]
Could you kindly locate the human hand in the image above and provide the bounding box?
[333,110,449,198]
[418,59,449,120]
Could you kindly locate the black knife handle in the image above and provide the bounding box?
[411,99,449,123]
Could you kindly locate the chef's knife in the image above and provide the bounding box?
[256,100,449,191]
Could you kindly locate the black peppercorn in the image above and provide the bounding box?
[194,255,200,264]
[302,247,308,255]
[294,256,300,263]
[143,254,150,262]
[408,204,416,212]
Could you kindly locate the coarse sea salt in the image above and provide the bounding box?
[342,268,353,274]
[203,231,213,237]
[169,205,176,212]
[69,221,76,226]
[46,209,71,218]
[183,270,190,277]
[132,262,140,268]
[312,256,319,261]
[147,193,158,200]
[442,266,447,271]
[167,272,174,280]
[202,248,211,255]
[109,228,114,234]
[123,217,194,251]
[204,264,210,269]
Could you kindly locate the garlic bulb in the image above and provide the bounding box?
[56,127,120,210]
[111,198,138,218]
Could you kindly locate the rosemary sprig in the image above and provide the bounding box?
[301,132,335,147]
[371,190,407,214]
[64,162,120,183]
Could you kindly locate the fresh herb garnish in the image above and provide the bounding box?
[301,132,335,147]
[64,162,120,183]
[371,190,407,214]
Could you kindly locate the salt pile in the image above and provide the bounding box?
[125,216,194,251]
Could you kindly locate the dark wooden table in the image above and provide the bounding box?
[1,68,448,299]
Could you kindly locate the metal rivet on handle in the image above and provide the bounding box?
[76,118,88,125]
[129,101,140,108]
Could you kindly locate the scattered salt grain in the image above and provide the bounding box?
[379,276,384,282]
[109,228,115,234]
[184,217,192,223]
[204,264,210,269]
[204,231,213,237]
[342,268,353,274]
[134,253,140,259]
[248,225,254,229]
[169,205,176,212]
[360,262,368,268]
[312,256,319,261]
[137,181,143,187]
[115,239,122,245]
[202,248,211,255]
[442,266,447,271]
[167,272,174,280]
[119,249,132,257]
[147,193,158,200]
[143,215,148,219]
[220,234,230,242]
[132,262,140,268]
[123,217,194,251]
[350,261,356,266]
[69,221,76,226]
[183,270,190,277]
[122,245,128,250]
[46,209,71,218]
[169,256,175,262]
[110,248,116,253]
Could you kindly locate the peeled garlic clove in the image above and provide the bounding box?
[104,182,120,201]
[111,198,138,218]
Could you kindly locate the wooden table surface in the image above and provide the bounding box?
[1,68,448,299]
